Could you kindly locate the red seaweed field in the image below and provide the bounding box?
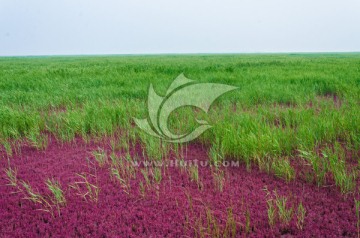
[1,136,359,237]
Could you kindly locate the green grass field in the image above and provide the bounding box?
[1,53,360,192]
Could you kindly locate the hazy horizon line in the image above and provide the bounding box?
[1,51,360,58]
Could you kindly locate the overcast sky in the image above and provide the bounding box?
[0,0,359,56]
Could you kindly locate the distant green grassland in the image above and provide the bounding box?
[0,54,359,188]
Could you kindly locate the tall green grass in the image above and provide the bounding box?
[1,54,359,191]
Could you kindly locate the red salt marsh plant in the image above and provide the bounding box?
[5,166,56,216]
[21,181,54,215]
[5,166,74,219]
[1,138,360,236]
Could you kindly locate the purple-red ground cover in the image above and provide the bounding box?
[0,137,358,237]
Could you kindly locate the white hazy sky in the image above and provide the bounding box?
[0,0,359,56]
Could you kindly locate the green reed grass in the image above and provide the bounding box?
[1,54,359,192]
